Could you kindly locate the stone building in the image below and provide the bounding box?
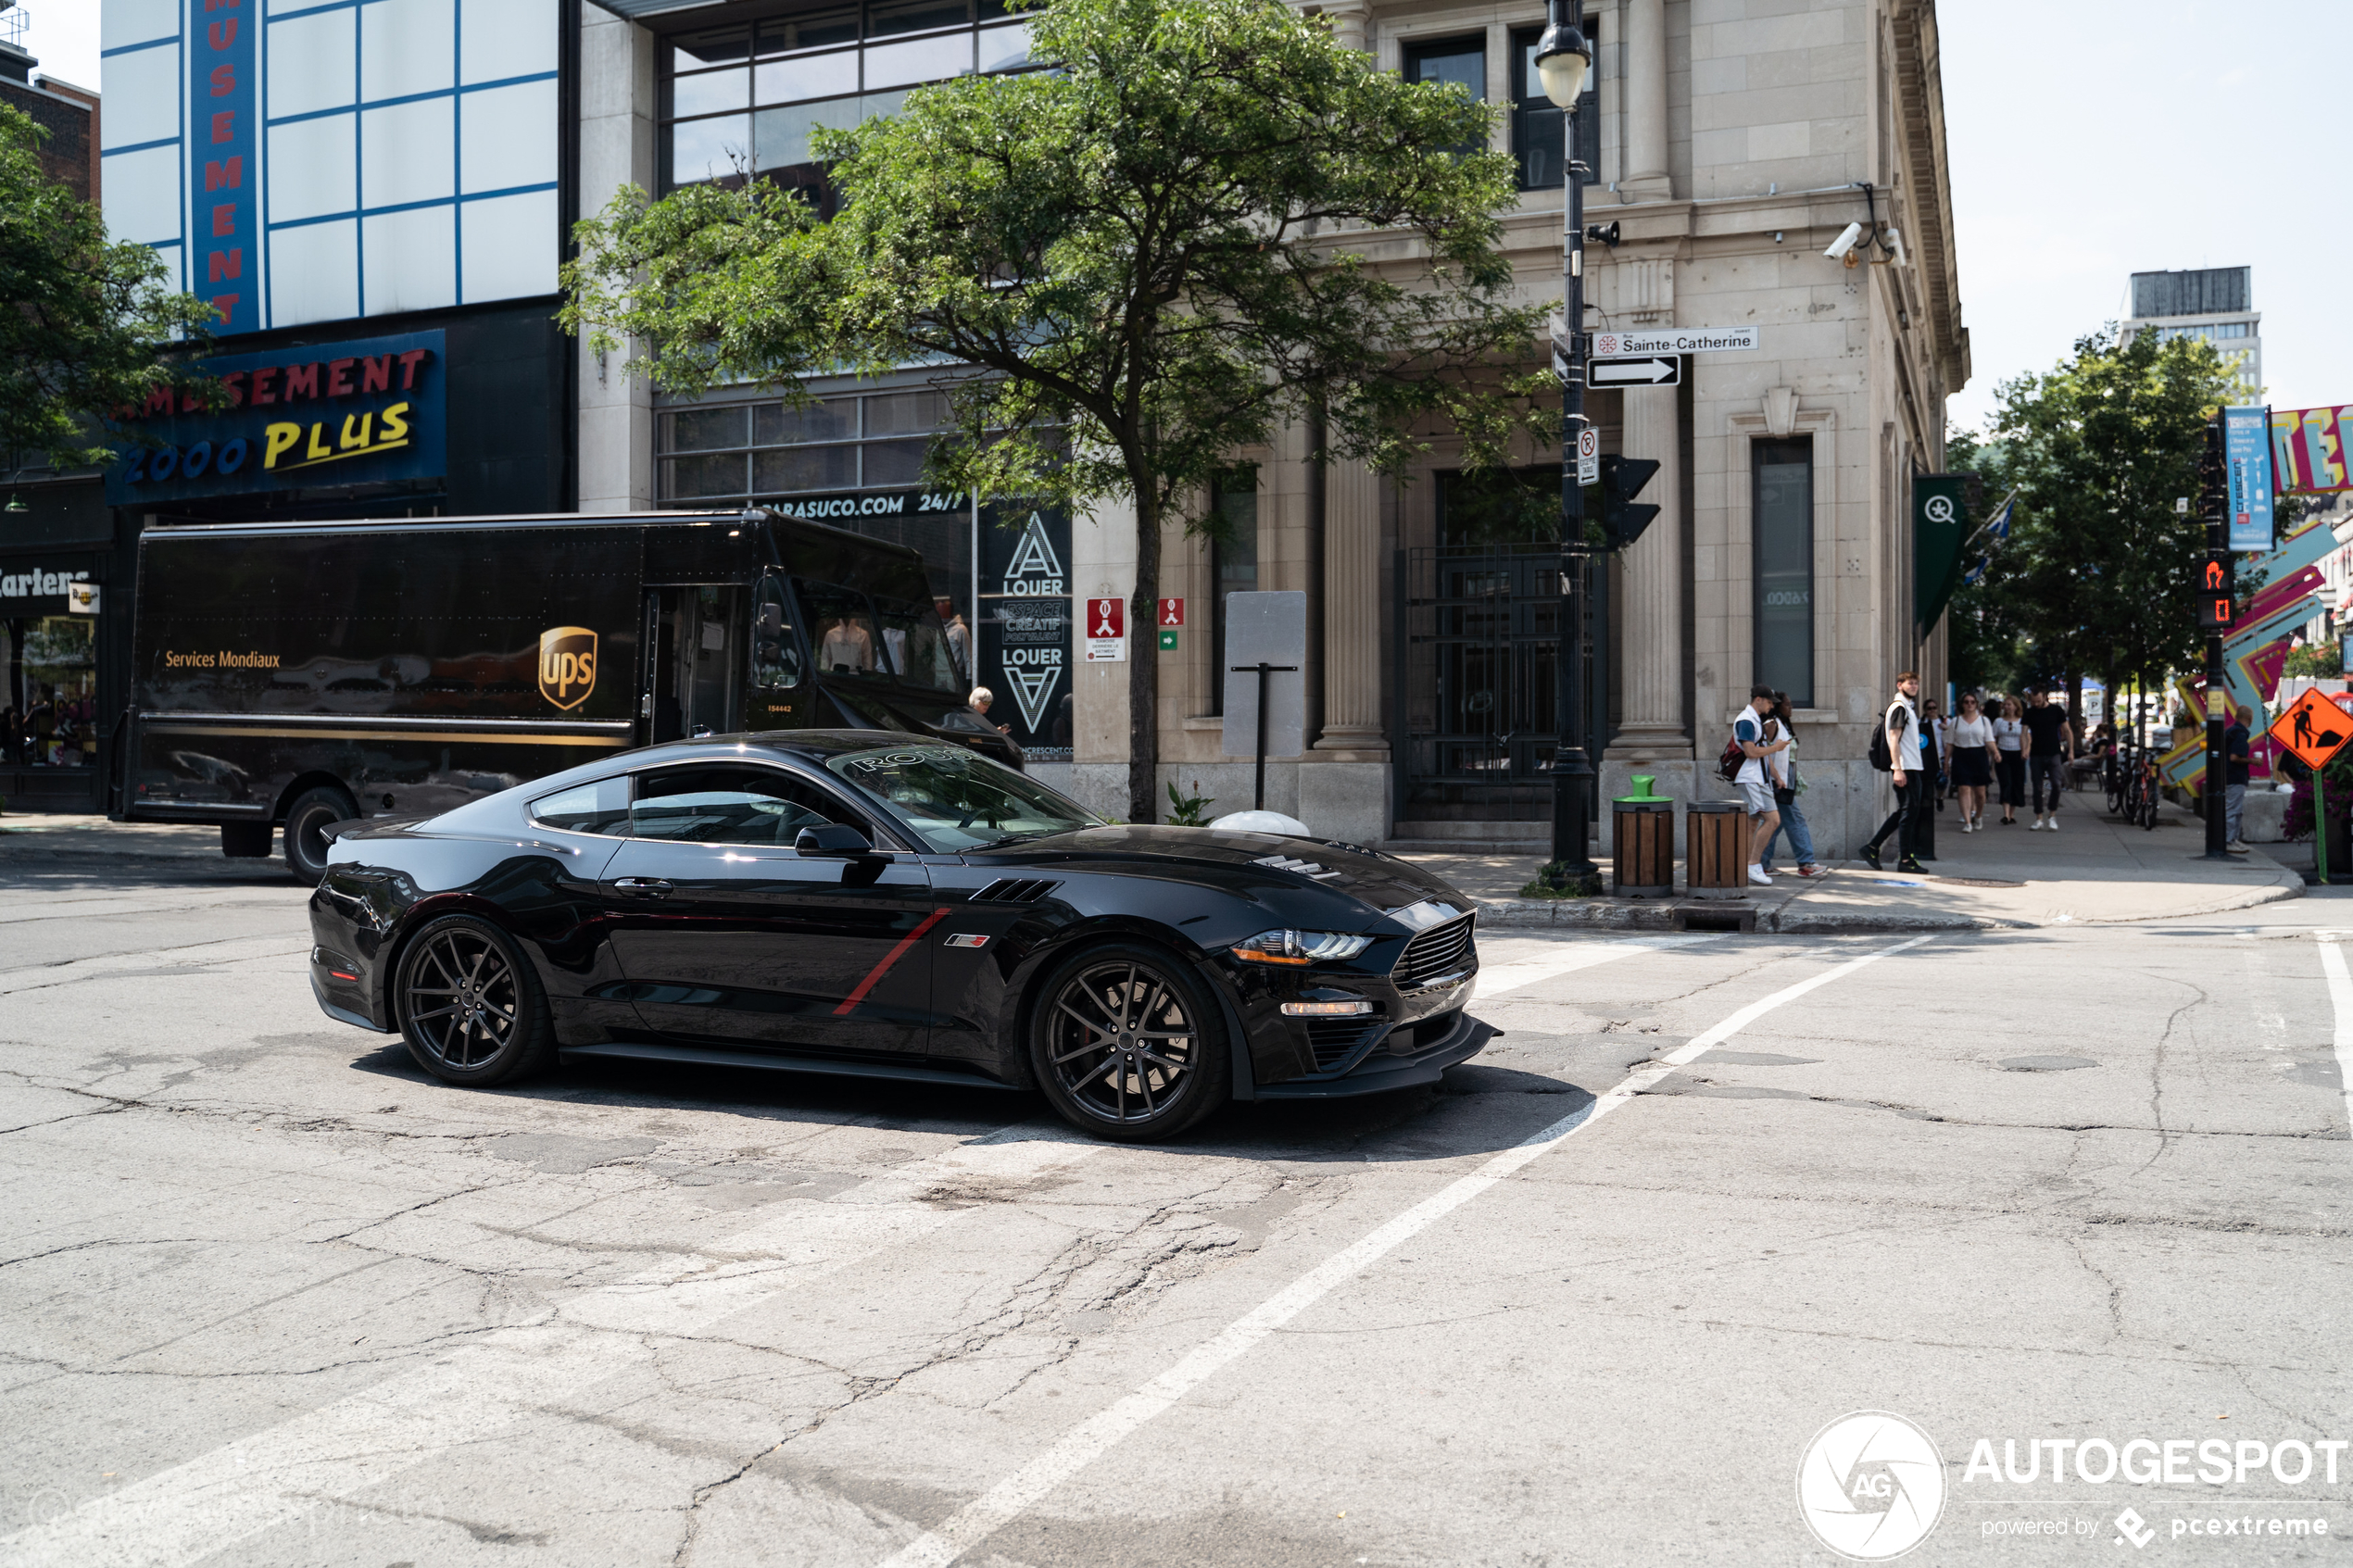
[573,0,1969,857]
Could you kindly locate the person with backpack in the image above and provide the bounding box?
[1725,684,1789,885]
[1861,671,1927,872]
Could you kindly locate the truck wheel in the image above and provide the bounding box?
[283,786,357,885]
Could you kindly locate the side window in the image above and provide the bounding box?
[752,573,803,690]
[530,776,632,836]
[797,579,885,677]
[629,766,864,846]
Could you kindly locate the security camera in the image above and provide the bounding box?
[1824,222,1865,264]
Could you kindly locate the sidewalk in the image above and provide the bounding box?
[1397,795,2304,932]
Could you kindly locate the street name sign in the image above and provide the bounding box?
[1592,327,1759,357]
[1589,356,1682,388]
[2270,688,2351,771]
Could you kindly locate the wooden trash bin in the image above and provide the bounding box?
[1612,799,1675,897]
[1685,800,1751,899]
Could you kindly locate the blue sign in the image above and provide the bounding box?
[106,331,447,507]
[2224,405,2275,552]
[191,0,258,336]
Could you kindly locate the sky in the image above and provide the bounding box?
[22,1,2349,436]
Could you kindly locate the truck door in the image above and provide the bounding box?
[644,586,742,741]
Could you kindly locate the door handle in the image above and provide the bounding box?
[611,877,673,898]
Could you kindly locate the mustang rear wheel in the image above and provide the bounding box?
[1031,943,1228,1141]
[396,915,555,1086]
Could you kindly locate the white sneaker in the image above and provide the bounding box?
[1748,865,1773,885]
[2030,817,2046,831]
[2045,816,2058,831]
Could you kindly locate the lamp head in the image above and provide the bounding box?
[1531,0,1591,109]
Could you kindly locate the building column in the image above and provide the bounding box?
[1315,456,1385,752]
[1325,0,1371,54]
[1621,0,1670,203]
[1608,383,1685,759]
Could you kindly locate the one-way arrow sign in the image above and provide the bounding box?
[1590,356,1682,388]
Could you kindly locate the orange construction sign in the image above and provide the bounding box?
[2269,687,2353,770]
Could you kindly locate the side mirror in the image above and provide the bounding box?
[795,822,874,857]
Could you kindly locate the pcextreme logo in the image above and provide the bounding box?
[537,627,598,710]
[1797,1411,1947,1561]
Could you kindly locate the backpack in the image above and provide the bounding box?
[1718,712,1757,783]
[1869,722,1893,772]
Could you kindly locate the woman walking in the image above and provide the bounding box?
[1993,696,2026,825]
[1948,692,1997,831]
[1756,691,1822,877]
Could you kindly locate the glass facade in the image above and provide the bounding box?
[661,3,1038,198]
[662,388,956,501]
[1753,439,1814,708]
[1,615,99,768]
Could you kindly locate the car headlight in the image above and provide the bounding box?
[1230,930,1374,965]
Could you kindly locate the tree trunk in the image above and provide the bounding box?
[1126,486,1163,824]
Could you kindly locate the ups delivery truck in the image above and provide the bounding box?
[120,508,1016,882]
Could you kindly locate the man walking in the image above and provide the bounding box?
[1862,672,1927,873]
[2022,688,2071,830]
[1732,684,1788,886]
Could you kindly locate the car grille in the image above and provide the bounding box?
[1303,1016,1386,1070]
[1390,915,1475,990]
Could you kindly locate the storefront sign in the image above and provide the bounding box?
[67,582,99,615]
[105,330,448,507]
[0,562,96,614]
[769,487,968,521]
[2272,406,2351,495]
[193,0,258,335]
[980,503,1073,759]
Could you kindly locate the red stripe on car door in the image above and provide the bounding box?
[833,907,951,1016]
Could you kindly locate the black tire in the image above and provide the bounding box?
[395,914,556,1087]
[283,785,357,886]
[1029,942,1230,1142]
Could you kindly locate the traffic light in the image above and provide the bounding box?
[1598,455,1661,550]
[2197,550,2235,630]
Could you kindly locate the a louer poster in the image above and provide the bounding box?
[979,501,1074,760]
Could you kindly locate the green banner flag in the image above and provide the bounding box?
[1913,473,1975,636]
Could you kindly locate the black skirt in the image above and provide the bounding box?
[1995,752,2025,804]
[1951,747,1993,787]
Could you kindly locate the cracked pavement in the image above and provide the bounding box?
[6,850,2353,1563]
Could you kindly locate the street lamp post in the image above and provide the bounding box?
[1534,1,1596,889]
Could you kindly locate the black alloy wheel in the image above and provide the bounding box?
[1032,944,1228,1141]
[396,915,554,1086]
[283,785,357,886]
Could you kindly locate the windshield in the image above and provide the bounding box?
[828,743,1099,852]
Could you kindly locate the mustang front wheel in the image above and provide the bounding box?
[1032,944,1228,1141]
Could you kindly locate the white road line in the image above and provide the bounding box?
[2315,940,2353,1136]
[0,1128,1101,1568]
[1472,932,1720,1000]
[877,935,1931,1568]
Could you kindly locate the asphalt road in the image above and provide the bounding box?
[6,847,2353,1565]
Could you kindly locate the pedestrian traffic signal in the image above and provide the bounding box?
[1598,455,1661,550]
[2197,550,2234,630]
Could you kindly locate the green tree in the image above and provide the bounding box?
[0,106,216,470]
[562,0,1550,821]
[1947,326,2245,718]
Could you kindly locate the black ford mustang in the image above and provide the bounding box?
[307,731,1491,1140]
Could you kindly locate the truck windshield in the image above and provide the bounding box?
[794,579,961,696]
[828,744,1097,851]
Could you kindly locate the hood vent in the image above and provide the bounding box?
[972,877,1059,904]
[1252,853,1343,882]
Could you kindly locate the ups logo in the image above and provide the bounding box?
[537,626,598,710]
